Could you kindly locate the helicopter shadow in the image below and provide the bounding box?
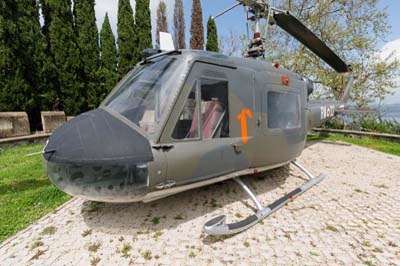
[81,165,291,237]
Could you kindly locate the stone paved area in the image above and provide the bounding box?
[1,141,399,266]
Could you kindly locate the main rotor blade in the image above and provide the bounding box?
[273,11,350,73]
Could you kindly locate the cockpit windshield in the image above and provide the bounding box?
[104,56,183,139]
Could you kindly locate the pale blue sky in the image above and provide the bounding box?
[94,0,400,48]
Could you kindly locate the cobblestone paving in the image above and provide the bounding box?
[1,141,400,266]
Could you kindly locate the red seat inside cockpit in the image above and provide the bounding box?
[187,101,225,139]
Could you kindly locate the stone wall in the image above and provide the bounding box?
[0,112,30,138]
[41,111,66,133]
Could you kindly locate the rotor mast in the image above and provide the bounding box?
[212,0,273,59]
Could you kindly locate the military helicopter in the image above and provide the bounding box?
[41,0,354,235]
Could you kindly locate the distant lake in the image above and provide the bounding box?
[378,104,400,122]
[338,104,400,124]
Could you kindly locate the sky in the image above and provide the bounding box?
[93,0,400,104]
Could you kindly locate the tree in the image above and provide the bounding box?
[99,13,119,99]
[173,0,186,49]
[73,0,100,109]
[206,16,218,52]
[0,1,30,113]
[263,0,399,107]
[100,13,118,73]
[190,0,204,50]
[156,1,168,47]
[219,30,245,57]
[43,0,83,115]
[117,0,137,76]
[135,0,152,59]
[0,0,56,129]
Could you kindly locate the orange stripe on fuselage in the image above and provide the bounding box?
[237,109,253,144]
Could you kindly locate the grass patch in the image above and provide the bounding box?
[189,251,196,258]
[87,242,101,253]
[151,217,160,225]
[362,241,372,247]
[81,229,92,237]
[142,250,152,260]
[121,243,132,258]
[307,134,400,156]
[90,256,101,266]
[30,240,43,250]
[0,144,70,243]
[30,249,46,260]
[40,226,57,235]
[153,231,163,240]
[326,225,339,232]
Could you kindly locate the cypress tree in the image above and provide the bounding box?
[206,16,218,52]
[0,1,30,113]
[156,1,168,47]
[74,0,100,109]
[173,0,186,49]
[100,13,117,73]
[117,0,137,76]
[43,0,83,115]
[135,0,152,59]
[0,0,56,129]
[190,0,204,50]
[99,13,119,99]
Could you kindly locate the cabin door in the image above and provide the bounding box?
[160,63,240,186]
[257,82,306,165]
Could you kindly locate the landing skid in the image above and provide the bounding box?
[203,161,326,235]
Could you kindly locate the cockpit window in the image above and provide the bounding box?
[104,57,179,138]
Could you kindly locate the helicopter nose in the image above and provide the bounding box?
[42,108,154,202]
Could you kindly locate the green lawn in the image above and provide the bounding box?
[0,144,70,243]
[307,134,400,156]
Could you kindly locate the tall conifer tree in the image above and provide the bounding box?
[156,1,168,47]
[0,1,30,113]
[117,0,137,76]
[173,0,186,49]
[135,0,152,58]
[43,0,83,115]
[0,0,56,129]
[206,16,218,52]
[74,0,100,109]
[190,0,204,49]
[99,13,119,99]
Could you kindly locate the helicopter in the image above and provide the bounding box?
[41,0,354,235]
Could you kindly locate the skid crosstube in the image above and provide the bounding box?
[203,161,326,235]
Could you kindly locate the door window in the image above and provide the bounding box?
[172,83,200,139]
[172,78,229,140]
[200,79,229,139]
[267,91,300,129]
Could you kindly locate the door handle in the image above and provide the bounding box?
[232,143,243,153]
[152,144,174,151]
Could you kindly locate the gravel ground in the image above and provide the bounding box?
[0,141,399,266]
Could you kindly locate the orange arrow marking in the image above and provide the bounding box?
[237,109,253,144]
